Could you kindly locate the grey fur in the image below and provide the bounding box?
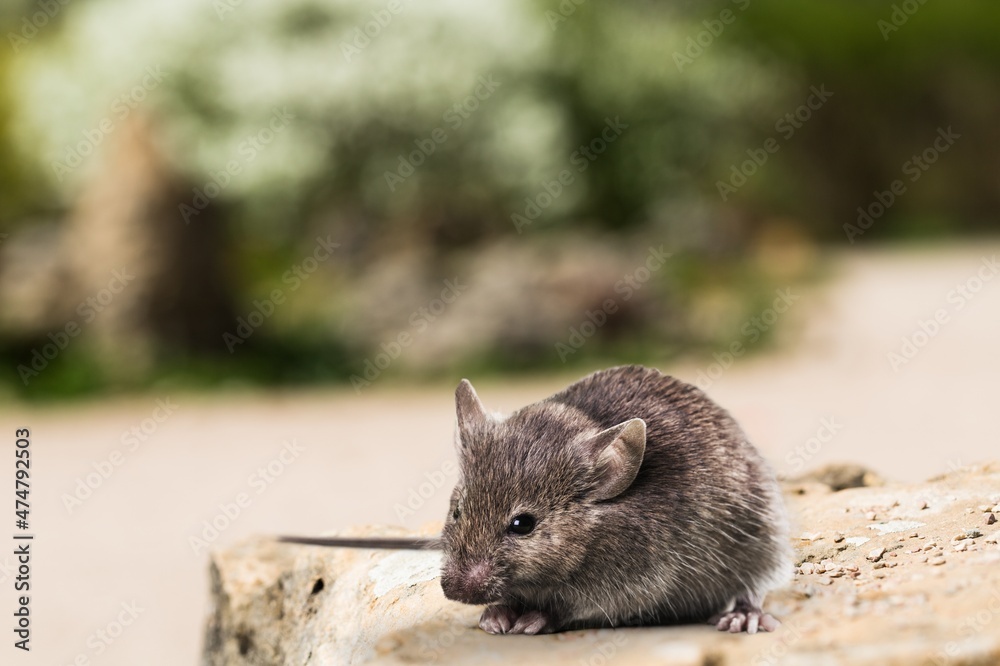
[440,365,791,634]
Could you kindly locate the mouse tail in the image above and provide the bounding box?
[276,535,442,550]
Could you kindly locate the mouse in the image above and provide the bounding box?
[281,364,791,635]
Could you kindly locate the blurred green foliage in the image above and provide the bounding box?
[717,0,1000,238]
[0,0,995,399]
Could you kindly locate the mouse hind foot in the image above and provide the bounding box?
[709,593,779,634]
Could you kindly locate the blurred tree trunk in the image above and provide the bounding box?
[58,113,234,378]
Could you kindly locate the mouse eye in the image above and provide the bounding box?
[507,514,536,536]
[452,507,461,520]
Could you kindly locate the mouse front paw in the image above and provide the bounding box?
[479,605,555,635]
[479,604,519,634]
[710,595,779,634]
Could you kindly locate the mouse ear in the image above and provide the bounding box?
[579,418,646,501]
[455,379,488,435]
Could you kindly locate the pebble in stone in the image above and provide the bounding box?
[866,511,878,521]
[867,547,886,562]
[965,529,983,538]
[980,505,993,512]
[930,557,946,566]
[986,514,996,526]
[832,532,845,543]
[954,541,969,552]
[917,500,929,510]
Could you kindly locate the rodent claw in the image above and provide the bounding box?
[511,610,550,635]
[711,607,779,634]
[479,605,553,635]
[479,605,517,634]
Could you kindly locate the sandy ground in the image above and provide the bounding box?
[1,242,998,665]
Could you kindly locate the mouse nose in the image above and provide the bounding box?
[441,560,494,604]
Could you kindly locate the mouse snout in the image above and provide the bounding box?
[440,560,496,604]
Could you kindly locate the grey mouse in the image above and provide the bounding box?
[281,364,790,635]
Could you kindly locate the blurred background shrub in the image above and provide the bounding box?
[0,0,995,399]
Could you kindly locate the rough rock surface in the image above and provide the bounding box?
[203,464,1000,665]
